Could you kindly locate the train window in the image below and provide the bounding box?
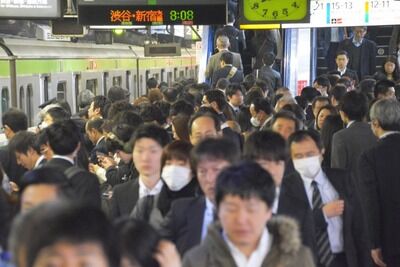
[126,71,131,90]
[174,68,178,82]
[26,84,33,126]
[167,72,172,86]
[1,87,9,113]
[185,67,189,77]
[113,76,122,86]
[103,73,109,95]
[179,70,184,78]
[75,74,81,111]
[86,79,98,95]
[190,69,194,78]
[153,73,159,81]
[133,74,137,98]
[145,70,150,84]
[19,86,25,111]
[43,76,50,102]
[57,81,66,100]
[161,69,165,82]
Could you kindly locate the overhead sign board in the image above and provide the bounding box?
[78,0,227,26]
[0,0,61,19]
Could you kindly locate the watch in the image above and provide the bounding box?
[243,0,310,22]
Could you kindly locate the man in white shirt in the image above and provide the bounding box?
[182,161,315,267]
[289,130,371,267]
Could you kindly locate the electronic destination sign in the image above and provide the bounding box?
[78,0,227,26]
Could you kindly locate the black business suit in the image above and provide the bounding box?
[284,169,371,267]
[110,178,139,219]
[358,133,400,266]
[160,196,206,256]
[0,145,27,186]
[89,137,108,164]
[211,65,244,88]
[45,158,101,207]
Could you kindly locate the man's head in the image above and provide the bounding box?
[191,138,240,202]
[353,26,367,42]
[203,90,227,114]
[216,161,275,252]
[10,203,117,267]
[300,86,320,104]
[339,91,368,123]
[311,96,330,118]
[330,85,347,107]
[46,120,81,157]
[244,131,287,186]
[289,130,324,179]
[215,78,230,91]
[249,98,274,128]
[374,79,396,100]
[189,112,221,145]
[370,99,400,137]
[2,108,28,140]
[77,89,94,110]
[8,131,40,170]
[19,167,70,212]
[107,86,129,103]
[85,118,105,145]
[216,35,230,50]
[220,52,234,67]
[43,107,70,127]
[88,96,110,119]
[226,84,244,108]
[335,50,349,70]
[262,52,276,66]
[131,124,170,179]
[146,77,158,90]
[271,110,300,140]
[313,76,331,96]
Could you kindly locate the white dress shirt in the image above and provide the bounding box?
[52,155,74,165]
[300,169,344,253]
[337,67,347,76]
[201,197,215,240]
[379,131,400,139]
[224,228,271,267]
[138,178,163,199]
[34,155,45,169]
[272,186,280,214]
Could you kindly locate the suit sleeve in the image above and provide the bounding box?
[331,133,347,169]
[369,42,377,75]
[358,150,381,249]
[205,57,214,79]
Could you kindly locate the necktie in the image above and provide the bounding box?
[312,181,334,267]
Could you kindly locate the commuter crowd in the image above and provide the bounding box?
[0,25,400,267]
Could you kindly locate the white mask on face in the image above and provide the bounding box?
[162,165,192,191]
[39,121,49,130]
[293,155,321,178]
[250,116,261,127]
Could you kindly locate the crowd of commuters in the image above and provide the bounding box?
[0,25,400,267]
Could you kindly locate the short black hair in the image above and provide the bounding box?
[311,96,330,110]
[139,104,165,125]
[374,79,396,98]
[330,85,347,102]
[220,51,233,65]
[188,111,221,135]
[46,107,70,122]
[170,100,194,117]
[251,97,274,115]
[19,167,70,195]
[215,78,230,90]
[92,95,111,118]
[314,75,331,88]
[339,91,368,121]
[300,86,321,102]
[146,77,158,89]
[22,203,118,267]
[226,83,243,98]
[8,131,39,154]
[271,110,300,131]
[2,108,28,133]
[205,90,227,111]
[162,87,178,103]
[106,124,136,153]
[116,219,161,267]
[86,118,104,133]
[288,130,324,151]
[131,124,170,149]
[215,161,276,209]
[107,100,136,120]
[46,120,80,155]
[191,137,240,168]
[336,50,349,58]
[262,52,276,66]
[113,110,144,128]
[244,130,288,162]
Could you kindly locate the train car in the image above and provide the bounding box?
[0,37,198,127]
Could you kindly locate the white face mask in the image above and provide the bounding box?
[293,155,321,178]
[250,116,261,127]
[38,121,49,130]
[162,165,192,191]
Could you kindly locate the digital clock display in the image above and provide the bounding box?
[78,3,225,25]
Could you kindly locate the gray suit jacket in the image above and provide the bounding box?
[331,121,377,182]
[205,50,243,79]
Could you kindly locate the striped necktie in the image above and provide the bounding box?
[312,180,334,267]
